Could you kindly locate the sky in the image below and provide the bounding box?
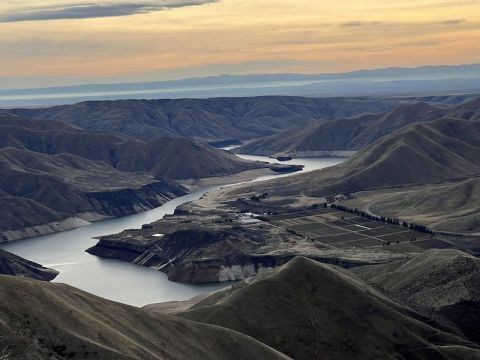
[0,0,479,88]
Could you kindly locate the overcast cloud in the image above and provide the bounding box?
[0,1,216,22]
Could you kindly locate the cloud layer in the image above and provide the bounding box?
[0,1,215,22]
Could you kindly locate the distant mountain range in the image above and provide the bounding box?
[1,63,480,106]
[3,96,397,142]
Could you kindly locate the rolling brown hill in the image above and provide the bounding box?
[2,96,397,142]
[0,115,267,180]
[0,275,288,360]
[342,176,480,233]
[0,114,296,240]
[232,117,480,198]
[180,257,480,360]
[446,96,480,120]
[0,146,187,240]
[235,101,450,156]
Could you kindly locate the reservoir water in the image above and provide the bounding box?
[0,154,344,306]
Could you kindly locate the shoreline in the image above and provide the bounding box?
[0,167,291,243]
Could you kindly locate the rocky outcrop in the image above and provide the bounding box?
[0,249,58,281]
[1,217,91,242]
[86,181,186,217]
[0,180,187,242]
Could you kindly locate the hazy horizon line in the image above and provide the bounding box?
[2,61,480,92]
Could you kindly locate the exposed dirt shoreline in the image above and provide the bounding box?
[0,167,292,243]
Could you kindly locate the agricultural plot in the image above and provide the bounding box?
[266,208,451,252]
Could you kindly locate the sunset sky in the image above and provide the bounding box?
[1,0,479,88]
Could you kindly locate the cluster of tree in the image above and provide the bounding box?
[311,203,328,209]
[330,204,434,234]
[250,192,268,202]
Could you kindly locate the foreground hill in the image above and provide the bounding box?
[354,249,480,343]
[3,96,397,142]
[0,115,267,180]
[180,257,479,360]
[0,275,288,360]
[235,101,454,157]
[230,117,480,199]
[0,249,58,281]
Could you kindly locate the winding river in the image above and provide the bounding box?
[0,154,344,306]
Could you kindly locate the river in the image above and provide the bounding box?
[0,154,344,306]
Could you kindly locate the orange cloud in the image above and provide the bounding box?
[0,0,479,87]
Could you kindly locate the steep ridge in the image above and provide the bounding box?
[231,117,480,198]
[354,249,480,343]
[0,115,267,180]
[0,249,58,281]
[0,275,288,360]
[235,101,450,156]
[180,257,480,360]
[2,96,397,142]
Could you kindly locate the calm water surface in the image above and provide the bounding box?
[0,154,344,306]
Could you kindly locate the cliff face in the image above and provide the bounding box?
[87,212,401,284]
[0,176,187,242]
[86,181,186,217]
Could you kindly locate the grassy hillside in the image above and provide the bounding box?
[446,96,480,120]
[0,114,293,239]
[180,257,479,360]
[235,101,452,156]
[0,115,266,180]
[0,275,288,360]
[354,249,480,310]
[342,177,480,233]
[228,118,480,199]
[354,249,480,343]
[3,96,397,142]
